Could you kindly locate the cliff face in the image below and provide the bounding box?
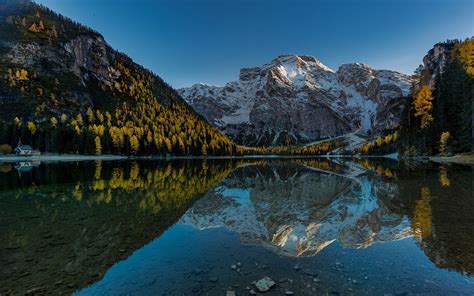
[0,0,184,120]
[421,43,455,86]
[179,55,413,146]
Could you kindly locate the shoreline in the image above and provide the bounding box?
[0,154,128,163]
[0,153,472,165]
[428,154,474,165]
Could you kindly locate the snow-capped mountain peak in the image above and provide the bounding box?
[179,54,413,146]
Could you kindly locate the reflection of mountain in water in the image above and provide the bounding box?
[180,161,412,257]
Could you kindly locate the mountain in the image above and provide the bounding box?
[0,0,237,155]
[179,55,413,146]
[179,161,411,257]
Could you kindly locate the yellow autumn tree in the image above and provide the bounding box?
[456,39,474,76]
[50,116,58,128]
[130,135,140,154]
[60,114,67,124]
[15,69,28,80]
[76,114,84,126]
[95,136,102,155]
[439,131,450,155]
[87,107,95,123]
[27,121,37,135]
[20,69,28,80]
[413,85,433,129]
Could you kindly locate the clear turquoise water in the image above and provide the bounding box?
[1,159,473,295]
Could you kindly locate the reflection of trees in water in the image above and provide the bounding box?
[412,187,432,240]
[290,158,346,174]
[352,158,397,178]
[303,158,473,276]
[0,158,472,295]
[71,160,242,213]
[0,159,255,295]
[387,162,474,276]
[438,165,451,187]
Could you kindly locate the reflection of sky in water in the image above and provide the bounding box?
[76,224,474,295]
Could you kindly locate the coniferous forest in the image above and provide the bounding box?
[355,39,473,157]
[398,39,473,156]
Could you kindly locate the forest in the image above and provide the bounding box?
[0,61,240,156]
[0,1,239,156]
[355,39,473,157]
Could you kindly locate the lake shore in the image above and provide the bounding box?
[0,154,128,163]
[0,153,473,164]
[428,153,474,165]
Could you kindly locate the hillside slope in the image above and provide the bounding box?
[0,0,237,155]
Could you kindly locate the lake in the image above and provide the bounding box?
[1,158,473,295]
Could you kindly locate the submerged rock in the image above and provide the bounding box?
[209,277,218,283]
[255,276,276,292]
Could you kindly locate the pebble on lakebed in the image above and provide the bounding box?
[255,276,276,292]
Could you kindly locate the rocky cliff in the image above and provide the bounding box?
[421,42,456,86]
[179,55,413,146]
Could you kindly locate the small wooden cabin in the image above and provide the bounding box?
[14,140,40,156]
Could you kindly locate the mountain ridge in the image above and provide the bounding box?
[179,54,413,146]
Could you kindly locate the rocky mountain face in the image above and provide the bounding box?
[179,55,413,146]
[0,0,186,120]
[179,162,411,257]
[421,42,455,86]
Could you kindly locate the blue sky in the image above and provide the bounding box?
[36,0,474,88]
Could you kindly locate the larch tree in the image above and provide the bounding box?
[413,85,434,129]
[130,135,140,154]
[95,136,102,155]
